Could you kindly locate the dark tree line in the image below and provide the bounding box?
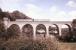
[0,8,31,21]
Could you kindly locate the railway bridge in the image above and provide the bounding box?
[4,18,72,39]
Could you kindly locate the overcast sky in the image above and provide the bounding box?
[0,0,76,21]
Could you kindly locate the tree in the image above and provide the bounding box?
[0,22,6,39]
[71,19,76,42]
[0,8,8,20]
[12,10,31,19]
[9,13,16,21]
[0,8,4,20]
[0,8,32,21]
[7,24,21,39]
[0,8,2,12]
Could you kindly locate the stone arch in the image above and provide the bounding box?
[61,24,72,41]
[61,24,71,35]
[36,24,46,38]
[7,24,21,39]
[22,24,33,38]
[9,24,20,28]
[49,24,59,35]
[8,24,20,32]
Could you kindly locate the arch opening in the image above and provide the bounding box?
[36,24,46,38]
[61,24,71,36]
[7,24,21,39]
[60,24,72,42]
[22,24,33,38]
[49,24,59,35]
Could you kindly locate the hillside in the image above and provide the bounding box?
[0,8,31,21]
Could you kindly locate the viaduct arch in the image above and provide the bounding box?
[22,24,33,38]
[36,24,46,38]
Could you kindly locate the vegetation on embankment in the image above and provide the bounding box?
[0,37,58,50]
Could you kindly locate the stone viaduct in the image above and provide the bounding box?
[3,18,72,39]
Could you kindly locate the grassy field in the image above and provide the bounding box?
[57,42,76,50]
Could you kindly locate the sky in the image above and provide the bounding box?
[0,0,76,21]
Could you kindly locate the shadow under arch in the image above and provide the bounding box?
[36,24,46,38]
[22,24,33,38]
[49,24,59,35]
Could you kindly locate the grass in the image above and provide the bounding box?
[57,42,76,50]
